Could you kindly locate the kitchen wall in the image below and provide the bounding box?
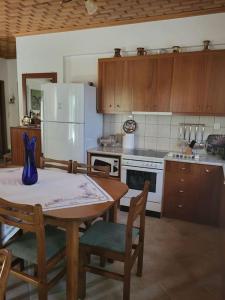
[103,114,225,151]
[16,13,225,120]
[0,58,19,148]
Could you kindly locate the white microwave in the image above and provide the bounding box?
[90,154,120,178]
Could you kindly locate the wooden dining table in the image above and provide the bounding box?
[0,167,128,300]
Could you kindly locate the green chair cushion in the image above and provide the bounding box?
[7,225,66,264]
[80,221,139,253]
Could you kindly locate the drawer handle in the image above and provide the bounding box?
[205,169,210,173]
[178,204,183,208]
[180,167,186,171]
[179,190,184,193]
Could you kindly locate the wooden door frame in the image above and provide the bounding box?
[0,81,8,155]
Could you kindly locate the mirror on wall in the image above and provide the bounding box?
[22,72,57,122]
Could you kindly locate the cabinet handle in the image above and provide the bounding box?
[180,167,186,171]
[177,204,183,208]
[180,178,184,182]
[109,104,112,108]
[179,190,184,193]
[116,104,120,108]
[205,168,210,173]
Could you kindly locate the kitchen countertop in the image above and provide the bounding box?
[88,147,225,182]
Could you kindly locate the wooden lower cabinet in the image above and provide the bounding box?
[11,127,41,167]
[163,161,221,226]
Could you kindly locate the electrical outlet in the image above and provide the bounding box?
[214,123,220,130]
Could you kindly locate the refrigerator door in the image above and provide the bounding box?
[42,83,84,123]
[42,122,85,162]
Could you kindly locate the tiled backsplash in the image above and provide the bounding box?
[103,114,225,151]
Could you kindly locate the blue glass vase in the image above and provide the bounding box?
[22,132,38,185]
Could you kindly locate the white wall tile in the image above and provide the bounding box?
[145,137,157,150]
[133,114,146,124]
[145,124,158,137]
[184,116,200,124]
[157,115,171,125]
[121,113,134,122]
[135,123,145,136]
[157,125,171,138]
[215,116,225,128]
[156,138,170,151]
[110,122,123,134]
[103,114,112,123]
[103,113,222,151]
[171,115,185,125]
[111,114,122,123]
[199,116,215,127]
[134,135,145,149]
[145,115,158,124]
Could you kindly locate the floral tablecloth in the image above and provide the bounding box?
[0,168,113,211]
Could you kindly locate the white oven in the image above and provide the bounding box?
[121,157,164,212]
[91,154,120,178]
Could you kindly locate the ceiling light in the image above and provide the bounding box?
[84,0,97,15]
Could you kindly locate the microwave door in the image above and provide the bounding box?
[93,159,112,174]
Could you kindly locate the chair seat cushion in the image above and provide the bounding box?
[7,225,66,264]
[80,221,139,253]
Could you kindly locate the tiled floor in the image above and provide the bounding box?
[6,211,225,300]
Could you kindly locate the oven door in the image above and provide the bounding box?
[121,165,163,204]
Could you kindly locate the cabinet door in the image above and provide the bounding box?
[131,59,155,111]
[170,53,206,113]
[99,61,115,113]
[114,61,132,112]
[148,57,173,112]
[205,52,225,114]
[197,164,220,225]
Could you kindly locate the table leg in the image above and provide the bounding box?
[108,202,118,223]
[66,221,79,300]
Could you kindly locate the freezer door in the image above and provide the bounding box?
[42,83,84,123]
[42,122,85,162]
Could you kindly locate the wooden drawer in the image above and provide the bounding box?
[165,161,195,175]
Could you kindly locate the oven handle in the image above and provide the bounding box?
[121,165,163,173]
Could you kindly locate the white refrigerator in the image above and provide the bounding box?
[41,83,102,163]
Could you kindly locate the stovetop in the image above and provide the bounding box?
[129,149,168,158]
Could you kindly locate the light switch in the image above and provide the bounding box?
[214,123,220,130]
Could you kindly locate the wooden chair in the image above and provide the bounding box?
[0,249,12,300]
[79,181,150,300]
[0,198,66,300]
[73,161,110,178]
[73,161,110,232]
[40,155,72,173]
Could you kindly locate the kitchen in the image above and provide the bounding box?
[1,1,225,299]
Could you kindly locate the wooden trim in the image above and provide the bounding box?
[0,81,8,154]
[14,9,225,38]
[22,72,57,115]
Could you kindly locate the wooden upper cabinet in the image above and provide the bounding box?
[171,50,225,115]
[131,59,153,111]
[98,50,225,115]
[204,51,225,114]
[98,60,132,113]
[98,56,173,113]
[170,52,206,114]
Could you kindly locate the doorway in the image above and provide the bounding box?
[0,81,7,157]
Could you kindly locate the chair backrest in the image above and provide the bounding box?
[40,155,72,173]
[73,161,110,178]
[0,248,12,300]
[125,181,150,254]
[0,199,47,277]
